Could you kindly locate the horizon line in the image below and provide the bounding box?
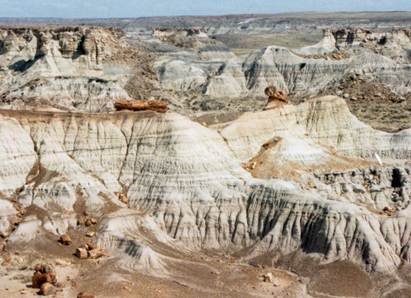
[0,10,410,20]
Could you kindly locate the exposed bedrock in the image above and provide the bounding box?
[154,28,410,108]
[245,184,410,273]
[221,96,411,162]
[331,28,411,61]
[313,167,410,210]
[0,27,158,112]
[1,26,409,118]
[156,44,410,102]
[0,96,410,273]
[98,178,411,273]
[0,27,125,63]
[243,46,410,98]
[0,116,36,195]
[1,77,129,112]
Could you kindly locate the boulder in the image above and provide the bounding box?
[34,264,53,273]
[85,242,96,251]
[75,248,88,259]
[262,272,274,283]
[32,273,51,288]
[58,234,72,246]
[84,218,97,227]
[39,282,54,296]
[32,265,57,289]
[264,87,288,110]
[88,248,106,259]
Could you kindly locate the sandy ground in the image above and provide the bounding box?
[0,231,307,298]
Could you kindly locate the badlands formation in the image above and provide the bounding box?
[0,27,159,112]
[0,13,410,298]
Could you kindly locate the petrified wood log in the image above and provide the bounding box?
[114,99,168,113]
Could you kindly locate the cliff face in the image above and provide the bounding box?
[0,96,410,275]
[0,27,158,112]
[331,28,411,62]
[0,27,126,64]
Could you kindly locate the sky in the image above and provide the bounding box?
[0,0,410,18]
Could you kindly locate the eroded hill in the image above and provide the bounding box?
[0,17,410,298]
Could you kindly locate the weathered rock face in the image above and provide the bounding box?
[243,46,410,99]
[1,77,129,112]
[151,27,410,129]
[293,29,338,56]
[0,27,158,112]
[314,167,410,210]
[1,25,409,133]
[331,28,411,63]
[0,116,37,194]
[221,96,411,162]
[0,96,410,275]
[154,54,246,101]
[0,17,410,297]
[0,27,125,69]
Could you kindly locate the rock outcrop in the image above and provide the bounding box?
[0,96,409,275]
[0,16,410,297]
[293,29,337,55]
[332,28,411,62]
[1,25,409,134]
[221,96,410,162]
[243,45,410,99]
[0,27,158,112]
[264,86,288,110]
[151,27,410,133]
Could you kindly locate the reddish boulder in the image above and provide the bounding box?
[84,217,97,227]
[58,234,72,246]
[39,282,54,296]
[75,248,88,259]
[32,264,57,289]
[264,86,288,110]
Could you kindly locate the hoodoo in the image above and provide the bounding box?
[264,86,289,109]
